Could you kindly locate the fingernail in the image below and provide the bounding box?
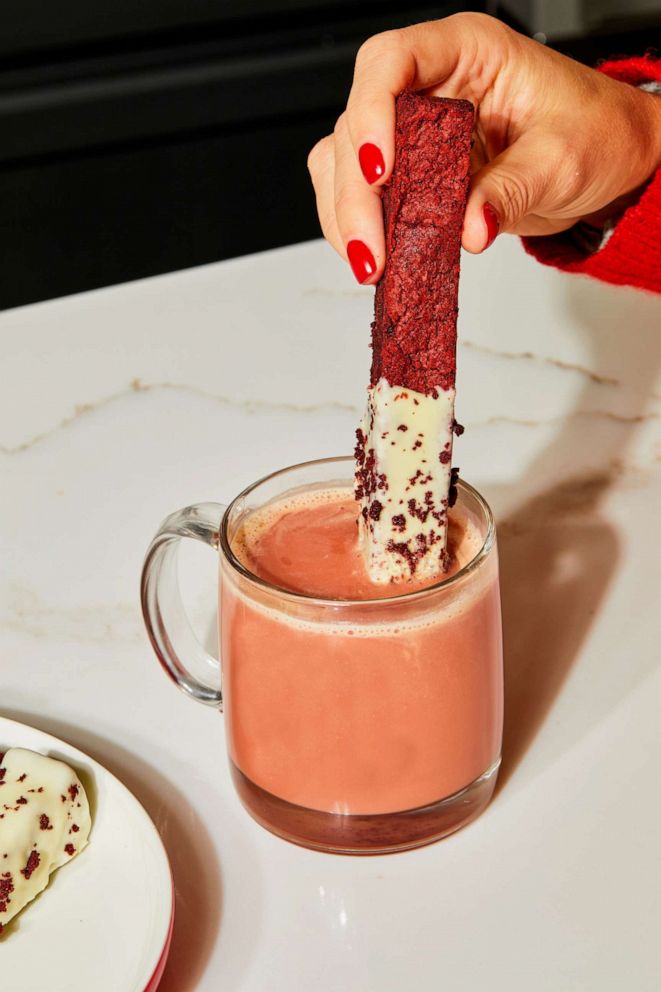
[358,143,385,184]
[483,203,500,250]
[347,240,377,284]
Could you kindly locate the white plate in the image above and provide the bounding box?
[0,717,174,992]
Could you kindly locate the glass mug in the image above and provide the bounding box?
[141,457,503,854]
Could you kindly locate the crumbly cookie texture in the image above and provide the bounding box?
[0,748,91,932]
[370,92,473,395]
[357,92,473,583]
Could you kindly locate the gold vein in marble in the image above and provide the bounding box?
[3,378,659,456]
[1,581,142,642]
[460,341,621,387]
[0,380,361,454]
[473,411,661,428]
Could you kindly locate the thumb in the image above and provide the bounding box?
[462,133,555,253]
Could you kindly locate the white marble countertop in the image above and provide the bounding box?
[2,237,660,990]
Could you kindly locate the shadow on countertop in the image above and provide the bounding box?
[495,470,620,791]
[486,275,661,792]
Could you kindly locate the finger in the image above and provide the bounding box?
[307,134,344,257]
[462,131,568,252]
[346,14,508,187]
[509,214,580,237]
[333,114,386,284]
[469,127,488,176]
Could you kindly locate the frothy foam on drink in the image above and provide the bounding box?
[227,488,489,636]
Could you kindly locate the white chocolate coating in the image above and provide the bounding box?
[0,748,91,931]
[356,378,456,583]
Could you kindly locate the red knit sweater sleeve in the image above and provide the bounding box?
[521,56,661,294]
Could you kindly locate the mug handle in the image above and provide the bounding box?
[140,503,226,708]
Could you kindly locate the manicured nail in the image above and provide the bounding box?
[483,203,500,250]
[347,240,377,283]
[358,143,385,184]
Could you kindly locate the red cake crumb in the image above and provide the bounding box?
[448,467,461,508]
[64,844,75,856]
[370,92,473,395]
[354,428,371,501]
[39,814,53,831]
[386,532,451,577]
[68,783,79,802]
[20,850,40,880]
[0,871,14,913]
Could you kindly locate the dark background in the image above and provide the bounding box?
[1,0,659,310]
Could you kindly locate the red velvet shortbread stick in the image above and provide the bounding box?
[355,92,473,583]
[372,92,473,394]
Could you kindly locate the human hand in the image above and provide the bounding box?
[307,13,661,283]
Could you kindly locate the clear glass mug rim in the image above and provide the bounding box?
[219,455,495,608]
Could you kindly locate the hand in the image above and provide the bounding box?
[307,13,661,283]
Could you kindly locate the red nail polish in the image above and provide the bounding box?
[347,240,377,284]
[483,203,500,250]
[358,143,385,184]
